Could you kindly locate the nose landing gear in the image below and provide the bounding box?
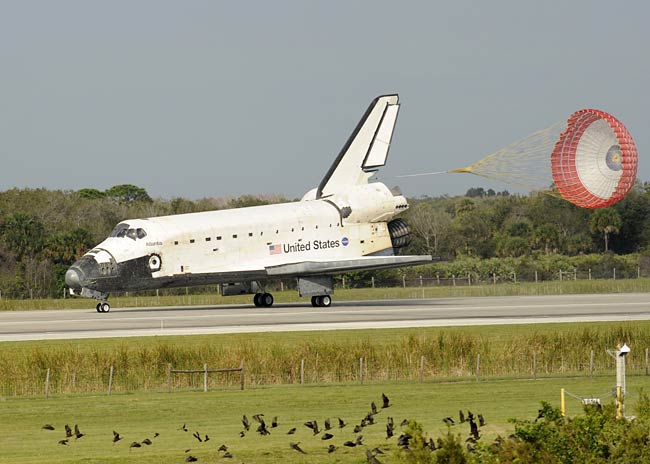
[96,302,111,313]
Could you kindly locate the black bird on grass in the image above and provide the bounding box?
[290,442,307,454]
[41,424,55,431]
[478,414,486,427]
[397,433,412,449]
[343,440,356,447]
[129,441,141,450]
[324,418,331,430]
[371,402,378,415]
[321,433,334,440]
[257,420,270,436]
[371,447,384,455]
[271,416,278,428]
[192,431,203,442]
[204,434,209,442]
[58,439,69,445]
[442,417,455,426]
[287,427,296,435]
[223,452,233,458]
[328,444,337,453]
[354,424,363,433]
[459,410,465,423]
[74,424,84,439]
[142,438,152,446]
[469,419,480,441]
[239,431,245,438]
[241,415,250,431]
[386,423,394,439]
[185,456,198,462]
[338,417,347,428]
[366,448,383,464]
[112,431,122,443]
[427,438,437,451]
[381,393,391,409]
[252,413,264,423]
[64,424,72,438]
[400,419,409,427]
[356,435,364,446]
[218,444,228,452]
[153,432,159,438]
[304,420,319,435]
[179,423,188,432]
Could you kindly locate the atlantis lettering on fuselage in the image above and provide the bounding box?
[283,239,341,254]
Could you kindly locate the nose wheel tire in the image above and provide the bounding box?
[96,303,111,313]
[311,295,332,307]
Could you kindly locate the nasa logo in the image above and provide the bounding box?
[342,237,349,246]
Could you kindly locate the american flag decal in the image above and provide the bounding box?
[269,244,282,255]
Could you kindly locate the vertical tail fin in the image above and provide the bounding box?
[316,94,400,198]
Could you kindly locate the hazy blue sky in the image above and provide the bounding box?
[1,1,648,200]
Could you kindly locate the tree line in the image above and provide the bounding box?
[1,182,650,299]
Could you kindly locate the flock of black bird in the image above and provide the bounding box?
[40,393,487,462]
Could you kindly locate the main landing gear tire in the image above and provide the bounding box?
[96,303,111,313]
[311,295,332,307]
[253,293,274,308]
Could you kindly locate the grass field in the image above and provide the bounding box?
[4,321,650,397]
[4,376,650,464]
[1,278,650,311]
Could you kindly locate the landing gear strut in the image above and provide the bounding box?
[311,295,332,307]
[253,293,274,307]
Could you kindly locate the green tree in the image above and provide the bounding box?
[76,188,106,199]
[590,208,622,252]
[0,212,45,260]
[105,184,152,203]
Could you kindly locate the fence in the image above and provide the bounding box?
[9,348,650,399]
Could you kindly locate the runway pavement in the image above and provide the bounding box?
[1,293,649,341]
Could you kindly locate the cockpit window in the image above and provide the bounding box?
[110,223,130,238]
[109,223,147,240]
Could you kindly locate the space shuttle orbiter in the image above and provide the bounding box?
[65,94,432,312]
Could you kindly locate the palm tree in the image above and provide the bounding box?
[589,208,621,252]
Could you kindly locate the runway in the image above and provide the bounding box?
[1,293,649,341]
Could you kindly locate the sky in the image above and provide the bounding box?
[1,1,648,200]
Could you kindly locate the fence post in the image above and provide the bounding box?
[559,270,563,281]
[45,368,51,399]
[203,364,208,392]
[452,275,456,286]
[532,352,537,380]
[493,273,496,285]
[402,275,406,288]
[646,349,649,376]
[638,266,641,279]
[613,268,616,280]
[342,277,345,289]
[371,276,375,288]
[589,351,594,377]
[167,364,172,393]
[574,269,577,281]
[513,272,517,284]
[240,360,245,391]
[419,275,423,287]
[589,268,592,280]
[467,273,471,286]
[359,357,364,385]
[300,358,305,385]
[534,270,538,283]
[436,274,440,285]
[476,354,480,381]
[108,366,114,395]
[419,356,425,382]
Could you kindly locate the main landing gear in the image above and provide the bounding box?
[96,302,111,313]
[253,293,274,307]
[311,295,331,307]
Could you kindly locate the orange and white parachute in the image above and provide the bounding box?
[447,109,638,208]
[550,109,637,208]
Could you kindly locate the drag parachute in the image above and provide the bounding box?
[551,109,637,208]
[446,109,638,209]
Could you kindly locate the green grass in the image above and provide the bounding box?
[2,278,650,311]
[4,321,650,398]
[4,376,650,464]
